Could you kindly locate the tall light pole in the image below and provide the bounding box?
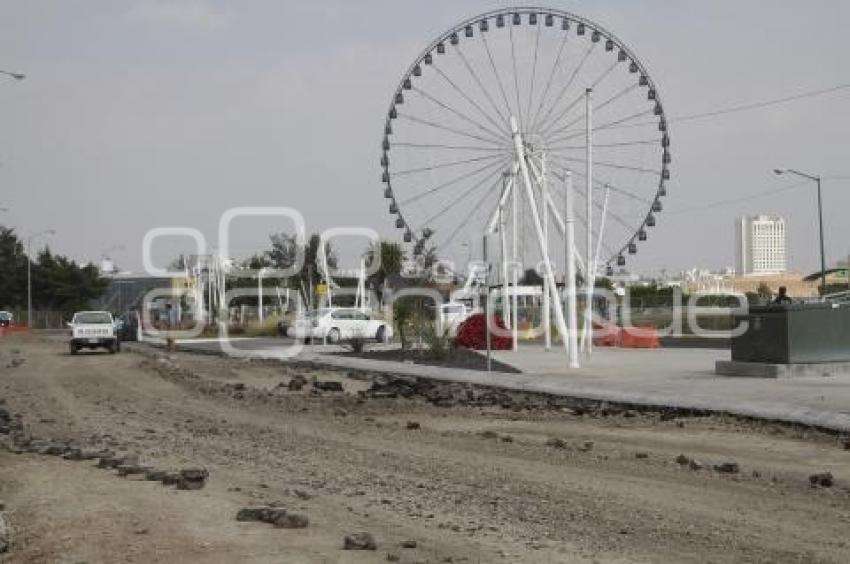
[773,168,826,294]
[27,229,56,328]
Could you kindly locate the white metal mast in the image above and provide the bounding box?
[583,88,593,355]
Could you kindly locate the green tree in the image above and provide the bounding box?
[31,247,109,315]
[0,226,27,308]
[365,240,404,302]
[267,233,336,307]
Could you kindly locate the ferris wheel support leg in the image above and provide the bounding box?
[593,184,612,280]
[541,154,551,351]
[582,88,594,356]
[511,117,571,361]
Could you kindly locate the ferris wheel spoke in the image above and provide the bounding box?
[547,138,662,151]
[547,108,655,145]
[525,20,543,126]
[550,183,619,257]
[550,154,660,175]
[560,166,655,205]
[420,166,506,227]
[508,23,524,130]
[529,31,570,131]
[393,142,507,152]
[539,60,619,137]
[430,63,509,143]
[412,85,506,142]
[433,176,504,250]
[391,152,510,177]
[396,112,505,146]
[533,43,596,134]
[452,44,511,130]
[397,156,510,206]
[571,186,638,245]
[480,32,516,129]
[543,82,640,139]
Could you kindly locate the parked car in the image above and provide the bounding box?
[68,310,120,354]
[288,308,392,344]
[115,311,139,342]
[0,311,12,328]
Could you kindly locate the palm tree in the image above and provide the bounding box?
[267,233,336,308]
[365,240,404,304]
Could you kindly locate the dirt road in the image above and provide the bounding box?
[1,334,849,563]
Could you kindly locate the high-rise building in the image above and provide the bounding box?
[735,215,787,275]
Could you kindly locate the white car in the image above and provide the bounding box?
[69,310,119,354]
[289,308,392,344]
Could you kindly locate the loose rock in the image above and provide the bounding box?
[546,438,568,449]
[809,472,834,488]
[714,462,740,474]
[406,421,421,430]
[313,380,344,393]
[344,532,377,550]
[288,375,307,391]
[274,513,309,529]
[0,511,9,554]
[675,454,690,465]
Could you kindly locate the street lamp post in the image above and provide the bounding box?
[773,169,826,294]
[27,229,56,328]
[0,70,25,81]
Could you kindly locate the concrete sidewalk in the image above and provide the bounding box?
[164,337,850,433]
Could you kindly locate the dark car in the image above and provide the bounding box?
[116,311,140,342]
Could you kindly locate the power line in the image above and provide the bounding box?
[619,82,850,129]
[669,180,810,215]
[671,83,850,123]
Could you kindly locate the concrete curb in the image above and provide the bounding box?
[129,342,850,434]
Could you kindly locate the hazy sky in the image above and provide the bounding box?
[1,0,848,276]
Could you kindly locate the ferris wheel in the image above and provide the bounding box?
[380,8,670,277]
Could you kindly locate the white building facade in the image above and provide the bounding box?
[735,215,787,275]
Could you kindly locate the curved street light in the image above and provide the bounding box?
[27,229,56,328]
[773,168,826,294]
[0,70,25,81]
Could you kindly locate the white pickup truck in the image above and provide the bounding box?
[69,311,120,355]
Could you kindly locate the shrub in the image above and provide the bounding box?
[422,322,452,361]
[455,313,512,350]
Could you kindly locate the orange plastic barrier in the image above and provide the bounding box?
[620,325,660,349]
[592,324,660,349]
[0,324,31,337]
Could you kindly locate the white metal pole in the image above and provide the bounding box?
[27,239,32,328]
[593,184,612,278]
[565,171,580,368]
[583,88,593,355]
[258,268,264,323]
[511,166,519,350]
[542,153,551,351]
[500,198,509,327]
[511,117,571,359]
